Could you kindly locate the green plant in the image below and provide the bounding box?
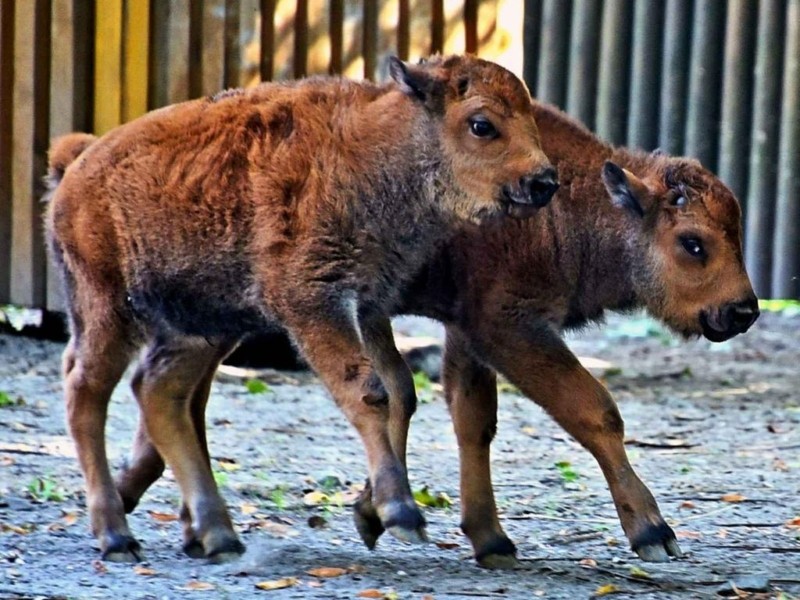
[270,485,288,510]
[555,461,579,483]
[27,477,64,502]
[212,470,229,488]
[413,371,435,403]
[0,391,15,407]
[245,378,271,394]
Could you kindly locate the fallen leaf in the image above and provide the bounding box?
[679,500,697,509]
[217,458,240,472]
[240,502,259,515]
[134,566,158,576]
[521,426,537,436]
[303,490,330,506]
[580,558,597,568]
[179,581,215,591]
[593,583,620,597]
[721,493,746,503]
[62,511,80,526]
[413,486,452,509]
[255,578,298,591]
[92,560,108,575]
[422,596,435,600]
[786,516,800,528]
[306,567,348,578]
[148,510,180,522]
[307,581,323,588]
[675,529,702,540]
[435,541,460,550]
[357,590,384,599]
[629,566,650,579]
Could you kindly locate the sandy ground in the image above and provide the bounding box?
[1,312,799,600]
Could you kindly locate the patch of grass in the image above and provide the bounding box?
[270,485,289,510]
[759,299,800,315]
[27,477,64,502]
[212,470,229,488]
[413,371,435,404]
[0,391,15,407]
[245,378,271,394]
[554,461,579,484]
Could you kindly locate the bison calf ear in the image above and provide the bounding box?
[388,56,439,103]
[602,161,647,218]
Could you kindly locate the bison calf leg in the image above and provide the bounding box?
[133,340,244,562]
[285,308,425,545]
[443,329,518,569]
[352,315,422,548]
[64,322,142,562]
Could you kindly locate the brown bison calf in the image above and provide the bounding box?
[45,55,556,562]
[353,100,759,567]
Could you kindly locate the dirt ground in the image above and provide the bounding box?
[1,312,799,600]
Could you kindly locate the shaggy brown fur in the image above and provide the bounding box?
[79,100,757,567]
[45,55,555,562]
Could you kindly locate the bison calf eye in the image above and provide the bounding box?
[680,236,705,260]
[468,116,498,139]
[672,195,688,207]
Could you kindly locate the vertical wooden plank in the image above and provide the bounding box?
[522,0,543,97]
[201,0,226,92]
[718,0,756,213]
[566,0,601,129]
[293,0,307,78]
[363,0,378,80]
[397,0,410,61]
[684,0,725,169]
[431,0,444,55]
[627,0,664,150]
[224,0,242,87]
[329,0,343,73]
[772,0,800,298]
[94,0,122,134]
[595,0,633,145]
[260,0,275,81]
[48,0,92,312]
[537,0,571,107]
[658,0,693,154]
[0,0,14,303]
[11,0,51,307]
[745,0,785,298]
[149,0,190,108]
[464,0,478,54]
[123,0,149,120]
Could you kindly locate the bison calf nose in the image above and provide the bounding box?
[523,167,559,208]
[728,298,760,333]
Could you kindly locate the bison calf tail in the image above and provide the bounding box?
[45,133,98,192]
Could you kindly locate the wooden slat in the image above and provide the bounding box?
[94,0,122,134]
[123,0,149,120]
[201,0,226,92]
[718,0,757,212]
[658,0,693,154]
[537,0,571,107]
[431,0,444,55]
[596,0,633,145]
[627,0,664,150]
[11,0,51,307]
[149,0,190,108]
[224,0,242,87]
[48,0,92,312]
[684,0,725,170]
[522,0,543,96]
[772,0,800,298]
[329,0,343,73]
[363,0,378,79]
[0,0,14,303]
[745,0,785,298]
[293,0,308,78]
[259,0,275,81]
[464,0,478,54]
[566,0,601,129]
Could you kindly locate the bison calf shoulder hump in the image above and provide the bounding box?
[44,54,553,562]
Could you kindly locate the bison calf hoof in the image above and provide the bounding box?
[353,495,386,550]
[206,538,247,564]
[380,501,428,545]
[631,522,683,562]
[102,532,144,563]
[475,536,518,570]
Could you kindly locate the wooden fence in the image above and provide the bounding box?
[524,0,800,299]
[0,0,798,318]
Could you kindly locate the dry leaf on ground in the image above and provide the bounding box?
[306,567,348,578]
[254,578,298,591]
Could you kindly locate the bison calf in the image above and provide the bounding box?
[354,100,758,566]
[45,55,556,562]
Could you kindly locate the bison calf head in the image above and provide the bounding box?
[389,55,557,221]
[602,158,758,342]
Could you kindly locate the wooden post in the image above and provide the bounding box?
[772,0,800,298]
[94,0,123,134]
[123,0,149,119]
[464,0,478,54]
[684,0,725,170]
[596,0,633,145]
[537,0,571,107]
[566,0,601,130]
[224,0,243,86]
[363,0,378,80]
[745,0,785,298]
[431,0,444,55]
[329,0,343,73]
[718,0,757,214]
[260,0,275,81]
[522,0,542,95]
[293,0,308,77]
[627,0,664,150]
[0,0,14,303]
[200,0,226,93]
[11,0,51,307]
[658,0,692,155]
[149,0,190,108]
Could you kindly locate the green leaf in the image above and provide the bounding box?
[245,378,270,394]
[27,477,64,502]
[759,299,800,315]
[497,381,522,395]
[0,391,14,408]
[555,461,579,483]
[413,486,452,509]
[629,565,650,579]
